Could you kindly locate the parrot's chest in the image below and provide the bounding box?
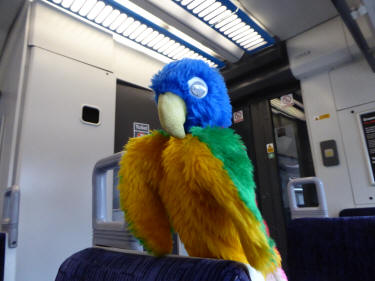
[154,135,235,236]
[158,179,235,237]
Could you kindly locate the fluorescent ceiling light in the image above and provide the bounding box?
[114,0,221,59]
[174,0,275,53]
[128,0,243,62]
[71,0,85,12]
[62,0,74,8]
[44,0,224,68]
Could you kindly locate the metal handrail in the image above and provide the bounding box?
[287,177,328,219]
[92,152,125,230]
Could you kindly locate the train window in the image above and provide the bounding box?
[81,105,100,125]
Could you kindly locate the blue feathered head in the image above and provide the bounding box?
[150,59,232,138]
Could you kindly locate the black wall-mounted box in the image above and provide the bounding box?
[320,140,339,166]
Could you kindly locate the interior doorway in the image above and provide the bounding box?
[231,90,316,268]
[271,94,317,222]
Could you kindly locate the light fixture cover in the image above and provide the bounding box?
[174,0,275,53]
[47,0,225,67]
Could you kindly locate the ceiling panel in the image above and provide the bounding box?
[238,0,338,40]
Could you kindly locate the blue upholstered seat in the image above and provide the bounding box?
[339,207,375,217]
[0,233,5,281]
[287,216,375,281]
[55,248,251,281]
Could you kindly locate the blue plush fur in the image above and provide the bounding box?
[150,59,232,132]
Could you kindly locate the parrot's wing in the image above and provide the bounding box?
[117,131,172,255]
[190,127,280,274]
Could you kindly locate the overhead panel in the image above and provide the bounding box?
[45,0,225,68]
[173,0,275,53]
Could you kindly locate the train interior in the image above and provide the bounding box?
[0,0,375,280]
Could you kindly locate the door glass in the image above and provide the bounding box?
[113,81,161,221]
[270,92,317,222]
[111,81,181,254]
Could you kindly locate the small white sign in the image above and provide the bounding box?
[133,122,150,137]
[280,94,294,107]
[233,110,244,123]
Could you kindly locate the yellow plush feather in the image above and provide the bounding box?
[118,131,172,255]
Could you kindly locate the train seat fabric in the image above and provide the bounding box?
[0,233,4,281]
[339,207,375,217]
[55,247,251,281]
[287,217,375,281]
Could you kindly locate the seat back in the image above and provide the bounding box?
[55,248,251,281]
[287,216,375,281]
[0,233,4,281]
[339,207,375,217]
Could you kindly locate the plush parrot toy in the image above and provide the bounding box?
[117,59,287,281]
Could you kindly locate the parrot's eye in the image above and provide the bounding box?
[187,77,208,99]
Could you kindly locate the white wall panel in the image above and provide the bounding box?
[330,59,375,110]
[287,17,352,79]
[29,1,113,72]
[16,47,115,281]
[29,1,165,89]
[0,3,30,281]
[288,16,375,215]
[301,72,355,216]
[113,42,164,89]
[1,2,166,279]
[0,2,29,193]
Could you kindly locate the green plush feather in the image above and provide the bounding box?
[190,126,275,248]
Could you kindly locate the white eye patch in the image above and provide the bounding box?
[187,77,208,99]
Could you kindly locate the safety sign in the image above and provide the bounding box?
[233,110,244,123]
[266,143,275,153]
[266,143,275,159]
[280,94,294,107]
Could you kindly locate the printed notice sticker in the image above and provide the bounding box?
[314,113,330,121]
[133,122,150,138]
[359,111,375,184]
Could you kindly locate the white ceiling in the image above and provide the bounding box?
[0,0,341,59]
[238,0,338,40]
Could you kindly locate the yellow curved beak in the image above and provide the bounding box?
[158,92,187,139]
